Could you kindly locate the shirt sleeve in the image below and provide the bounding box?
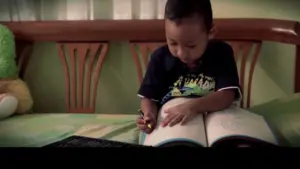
[137,49,166,102]
[215,43,242,101]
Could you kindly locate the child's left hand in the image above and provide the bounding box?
[161,102,198,127]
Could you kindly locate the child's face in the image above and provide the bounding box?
[165,17,210,67]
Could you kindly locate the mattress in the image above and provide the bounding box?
[1,92,300,147]
[0,113,139,147]
[249,93,300,147]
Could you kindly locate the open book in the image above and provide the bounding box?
[139,98,279,147]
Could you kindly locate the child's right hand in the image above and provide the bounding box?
[136,112,156,134]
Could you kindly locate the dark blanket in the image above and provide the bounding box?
[44,136,147,147]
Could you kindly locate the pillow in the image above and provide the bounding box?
[249,93,300,147]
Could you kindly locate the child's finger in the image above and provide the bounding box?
[143,115,155,123]
[144,127,154,134]
[161,113,175,127]
[138,124,147,130]
[169,115,182,127]
[181,115,190,125]
[143,116,151,122]
[136,117,145,125]
[181,114,194,125]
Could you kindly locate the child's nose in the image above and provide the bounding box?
[176,48,188,59]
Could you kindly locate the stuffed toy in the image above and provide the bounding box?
[0,24,33,119]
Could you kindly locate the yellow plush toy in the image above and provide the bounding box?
[0,24,33,119]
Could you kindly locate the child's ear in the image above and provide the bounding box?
[208,24,216,39]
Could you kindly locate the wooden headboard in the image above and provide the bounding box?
[1,18,299,113]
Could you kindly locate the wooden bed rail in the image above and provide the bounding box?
[1,19,299,44]
[0,18,299,112]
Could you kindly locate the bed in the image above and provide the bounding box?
[0,18,299,147]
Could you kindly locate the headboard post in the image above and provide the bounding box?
[15,39,33,79]
[295,45,300,93]
[57,42,109,113]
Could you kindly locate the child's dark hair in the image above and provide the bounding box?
[165,0,213,31]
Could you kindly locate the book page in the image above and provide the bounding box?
[142,98,208,147]
[205,106,278,147]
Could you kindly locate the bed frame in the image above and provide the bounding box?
[1,18,299,113]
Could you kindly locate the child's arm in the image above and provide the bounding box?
[136,48,166,132]
[137,49,166,112]
[140,98,158,116]
[162,87,237,127]
[185,89,235,113]
[136,98,158,133]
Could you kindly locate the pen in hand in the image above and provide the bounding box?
[138,109,152,129]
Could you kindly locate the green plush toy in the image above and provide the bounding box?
[0,24,18,79]
[0,24,33,120]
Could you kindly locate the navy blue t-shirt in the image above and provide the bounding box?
[137,40,241,106]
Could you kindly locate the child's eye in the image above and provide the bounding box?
[186,45,196,48]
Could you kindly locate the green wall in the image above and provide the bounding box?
[212,0,300,95]
[19,0,300,113]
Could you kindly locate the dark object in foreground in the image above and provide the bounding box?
[210,136,280,148]
[44,136,147,147]
[44,135,280,148]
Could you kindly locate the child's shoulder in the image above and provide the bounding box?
[207,40,233,53]
[150,45,174,61]
[205,40,235,63]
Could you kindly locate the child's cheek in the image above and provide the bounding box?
[169,49,178,58]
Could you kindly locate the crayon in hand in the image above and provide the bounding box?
[138,109,152,129]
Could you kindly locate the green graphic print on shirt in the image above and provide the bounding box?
[160,73,216,105]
